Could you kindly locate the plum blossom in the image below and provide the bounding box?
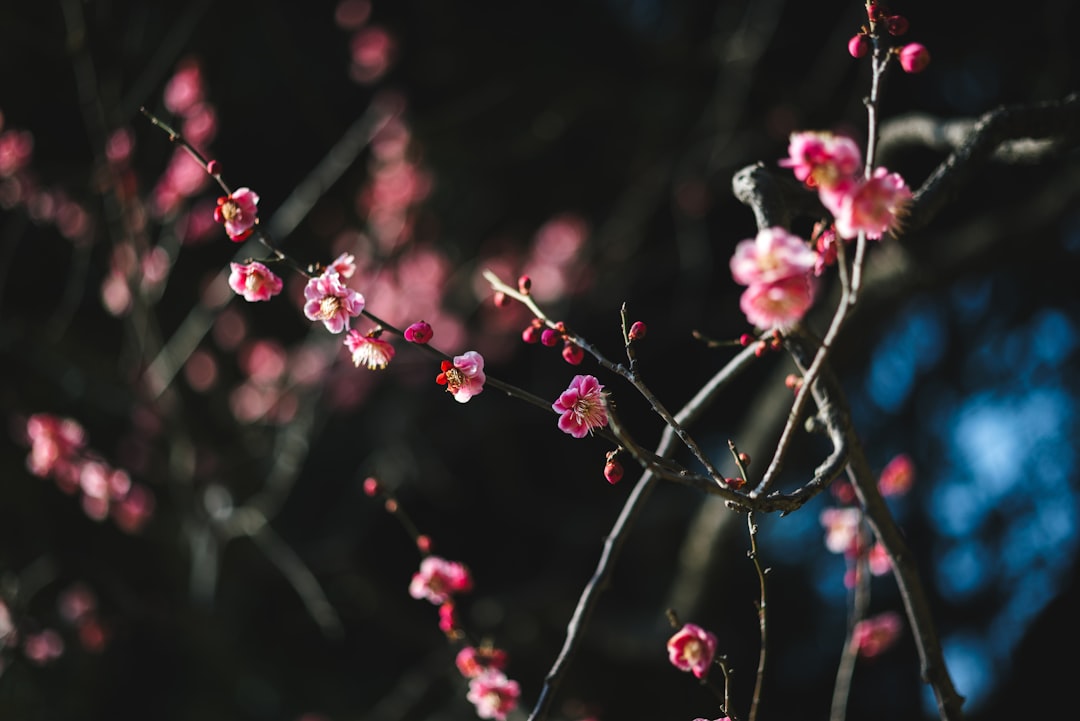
[213,188,259,241]
[738,274,816,330]
[779,131,862,190]
[852,612,903,657]
[730,227,817,329]
[821,507,864,556]
[228,262,283,302]
[408,556,473,605]
[329,251,357,278]
[552,374,608,438]
[667,623,718,679]
[823,167,911,240]
[456,645,509,678]
[466,670,520,721]
[730,227,818,286]
[878,453,915,496]
[435,351,486,402]
[344,329,395,369]
[303,269,365,334]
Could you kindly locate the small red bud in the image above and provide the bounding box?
[384,498,398,513]
[416,535,432,553]
[493,291,508,307]
[628,321,647,341]
[562,342,584,365]
[540,328,560,347]
[522,325,542,344]
[517,275,532,294]
[898,43,930,73]
[886,15,909,36]
[739,333,754,347]
[848,34,870,59]
[604,460,624,484]
[206,159,221,175]
[754,341,768,357]
[738,452,751,467]
[724,477,746,490]
[363,477,381,497]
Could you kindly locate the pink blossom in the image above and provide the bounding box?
[852,612,903,657]
[23,629,64,666]
[552,374,608,439]
[456,645,509,678]
[438,602,459,634]
[408,556,473,605]
[667,623,718,679]
[229,262,284,302]
[820,507,864,556]
[213,188,259,241]
[824,167,911,240]
[435,351,486,403]
[466,670,520,721]
[730,227,818,286]
[303,269,365,334]
[25,414,86,482]
[878,453,914,496]
[329,251,357,278]
[779,131,862,190]
[344,329,395,369]
[738,274,815,329]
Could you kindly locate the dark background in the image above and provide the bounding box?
[1,1,1078,720]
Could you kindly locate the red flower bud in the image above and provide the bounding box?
[898,43,930,73]
[848,34,870,59]
[604,460,624,484]
[540,328,560,347]
[517,275,532,294]
[562,342,584,365]
[628,321,647,341]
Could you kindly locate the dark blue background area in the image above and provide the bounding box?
[1,2,1078,720]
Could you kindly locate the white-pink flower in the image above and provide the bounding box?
[667,623,718,679]
[303,269,365,333]
[228,261,283,302]
[408,556,473,605]
[730,227,818,286]
[344,330,395,369]
[738,274,815,330]
[552,374,608,438]
[824,167,911,240]
[435,351,486,403]
[779,131,862,190]
[466,670,521,721]
[329,251,357,278]
[213,187,259,241]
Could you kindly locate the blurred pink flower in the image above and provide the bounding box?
[667,623,718,679]
[466,670,520,721]
[409,556,473,605]
[824,167,911,240]
[780,131,862,190]
[738,274,815,330]
[730,227,818,286]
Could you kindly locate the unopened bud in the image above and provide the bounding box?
[517,275,532,294]
[562,342,584,365]
[604,460,624,485]
[628,321,647,341]
[898,43,930,73]
[848,34,870,58]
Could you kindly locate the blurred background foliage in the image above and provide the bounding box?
[1,1,1078,720]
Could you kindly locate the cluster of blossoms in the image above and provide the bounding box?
[408,555,520,719]
[0,582,109,676]
[820,454,914,656]
[19,414,155,533]
[728,127,912,329]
